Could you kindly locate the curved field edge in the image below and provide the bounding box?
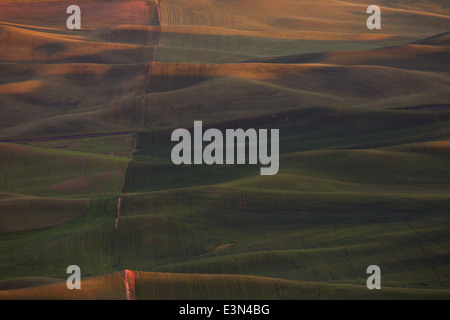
[0,197,121,280]
[0,197,89,233]
[0,142,131,197]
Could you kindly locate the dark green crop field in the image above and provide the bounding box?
[0,0,449,299]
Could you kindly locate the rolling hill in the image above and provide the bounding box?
[0,0,449,300]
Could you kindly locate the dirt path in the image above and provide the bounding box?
[115,196,122,230]
[122,269,137,300]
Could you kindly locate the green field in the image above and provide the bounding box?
[0,0,449,299]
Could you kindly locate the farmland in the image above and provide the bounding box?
[0,0,449,299]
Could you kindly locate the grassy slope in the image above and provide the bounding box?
[123,107,450,192]
[0,196,89,233]
[1,0,449,139]
[1,271,449,300]
[0,197,120,280]
[0,0,152,29]
[1,53,449,138]
[115,189,450,285]
[0,0,449,299]
[160,0,450,35]
[0,143,130,197]
[24,133,136,157]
